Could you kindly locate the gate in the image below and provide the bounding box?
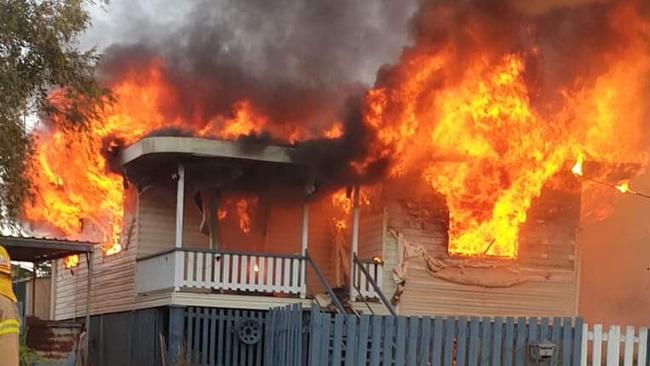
[183,307,267,366]
[264,304,304,366]
[179,305,303,366]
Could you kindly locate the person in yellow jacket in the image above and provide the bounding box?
[0,245,19,366]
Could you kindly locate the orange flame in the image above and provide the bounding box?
[63,255,79,269]
[322,122,344,139]
[571,154,585,177]
[217,208,227,220]
[356,3,650,258]
[616,181,631,194]
[235,197,257,234]
[24,61,297,252]
[198,100,266,139]
[331,189,352,231]
[329,188,372,231]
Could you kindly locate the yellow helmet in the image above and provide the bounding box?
[0,245,16,302]
[0,245,11,276]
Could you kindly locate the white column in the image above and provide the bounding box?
[301,202,309,254]
[49,260,57,319]
[175,163,185,248]
[348,185,360,301]
[300,202,309,298]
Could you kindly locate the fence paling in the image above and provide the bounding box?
[303,305,585,366]
[582,323,649,366]
[273,306,650,366]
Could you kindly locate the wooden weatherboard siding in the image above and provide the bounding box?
[358,206,398,302]
[387,184,580,317]
[53,247,137,320]
[137,185,208,258]
[53,188,139,320]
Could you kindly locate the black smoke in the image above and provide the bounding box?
[96,0,418,132]
[95,0,650,190]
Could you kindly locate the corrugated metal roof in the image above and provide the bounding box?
[0,235,97,262]
[1,234,98,244]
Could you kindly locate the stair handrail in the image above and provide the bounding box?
[353,253,397,317]
[304,250,346,315]
[350,279,375,315]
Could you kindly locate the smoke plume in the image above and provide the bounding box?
[95,0,416,131]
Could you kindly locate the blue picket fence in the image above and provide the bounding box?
[264,304,304,366]
[303,305,584,365]
[180,304,585,365]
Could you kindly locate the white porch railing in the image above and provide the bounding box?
[135,250,177,293]
[352,259,384,301]
[136,249,307,297]
[582,324,648,365]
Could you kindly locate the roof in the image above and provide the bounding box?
[120,136,296,166]
[0,235,96,262]
[119,136,313,191]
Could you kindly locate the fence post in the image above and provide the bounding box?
[167,306,185,365]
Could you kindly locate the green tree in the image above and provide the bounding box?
[0,0,109,226]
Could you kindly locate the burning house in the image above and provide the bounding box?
[16,0,650,363]
[45,133,585,316]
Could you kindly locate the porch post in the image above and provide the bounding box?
[168,306,185,364]
[85,251,93,364]
[300,202,309,298]
[31,261,37,316]
[175,163,185,248]
[348,185,360,302]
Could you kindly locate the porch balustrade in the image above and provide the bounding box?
[136,248,307,297]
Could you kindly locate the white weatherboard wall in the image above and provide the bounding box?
[305,201,338,293]
[53,189,139,320]
[358,206,396,302]
[582,324,648,365]
[137,185,208,258]
[385,184,581,317]
[53,244,137,320]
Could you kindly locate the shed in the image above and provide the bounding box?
[1,235,97,360]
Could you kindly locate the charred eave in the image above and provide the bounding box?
[120,136,297,166]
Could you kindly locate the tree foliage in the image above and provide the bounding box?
[0,0,108,226]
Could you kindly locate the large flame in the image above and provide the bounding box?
[24,61,314,253]
[356,1,650,258]
[329,188,372,231]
